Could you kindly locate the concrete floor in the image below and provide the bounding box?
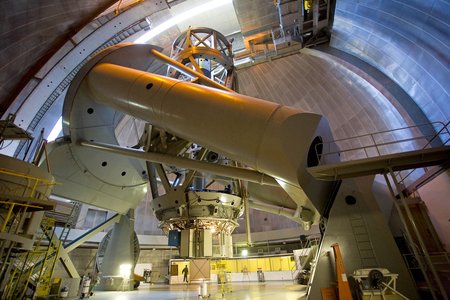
[85,281,307,300]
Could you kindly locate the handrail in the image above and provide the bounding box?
[315,121,449,165]
[323,121,448,146]
[395,121,450,186]
[0,168,57,200]
[0,202,44,232]
[314,121,449,190]
[0,168,55,185]
[423,121,450,147]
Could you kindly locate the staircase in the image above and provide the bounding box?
[292,235,320,284]
[431,253,450,297]
[2,217,61,300]
[45,200,81,246]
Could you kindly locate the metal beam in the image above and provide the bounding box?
[80,140,280,187]
[149,48,233,92]
[58,246,80,279]
[248,199,301,224]
[154,163,172,192]
[56,213,122,279]
[64,213,122,253]
[307,146,450,181]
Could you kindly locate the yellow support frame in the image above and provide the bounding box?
[0,167,56,233]
[0,201,43,232]
[2,217,61,300]
[0,167,57,199]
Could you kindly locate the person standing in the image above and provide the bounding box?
[182,265,189,283]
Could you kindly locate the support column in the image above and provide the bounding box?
[308,176,418,299]
[97,211,136,291]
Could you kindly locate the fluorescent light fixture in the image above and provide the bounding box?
[47,116,62,142]
[49,194,73,203]
[134,0,232,44]
[242,249,248,257]
[234,57,254,67]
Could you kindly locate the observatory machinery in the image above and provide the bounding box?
[43,27,421,298]
[147,28,243,258]
[49,27,336,257]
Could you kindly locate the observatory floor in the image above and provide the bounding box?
[81,281,307,300]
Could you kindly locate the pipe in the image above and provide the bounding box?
[80,140,279,187]
[146,161,160,199]
[248,199,301,223]
[237,161,252,247]
[243,194,252,247]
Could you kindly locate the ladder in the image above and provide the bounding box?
[59,201,82,245]
[349,213,377,268]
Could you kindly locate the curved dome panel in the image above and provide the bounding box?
[0,0,116,115]
[236,50,412,156]
[331,0,450,125]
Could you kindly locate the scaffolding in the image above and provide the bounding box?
[1,217,61,299]
[0,114,61,299]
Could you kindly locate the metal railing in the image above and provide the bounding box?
[404,252,450,268]
[0,168,57,233]
[0,168,56,199]
[315,121,449,166]
[394,122,449,187]
[314,121,449,187]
